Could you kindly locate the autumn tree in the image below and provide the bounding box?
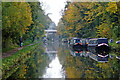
[59,2,120,40]
[2,2,33,48]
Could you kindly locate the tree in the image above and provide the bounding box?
[59,2,120,40]
[2,2,33,48]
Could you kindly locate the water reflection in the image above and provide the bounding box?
[42,54,65,78]
[58,43,120,78]
[42,42,65,78]
[70,46,109,62]
[88,46,109,62]
[7,41,120,79]
[70,48,88,57]
[8,43,49,79]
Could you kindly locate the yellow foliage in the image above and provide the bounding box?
[106,2,118,14]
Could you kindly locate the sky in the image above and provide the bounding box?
[39,0,67,26]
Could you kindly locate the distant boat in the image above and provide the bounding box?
[69,37,83,49]
[81,39,88,47]
[88,38,98,47]
[88,38,109,47]
[87,38,109,59]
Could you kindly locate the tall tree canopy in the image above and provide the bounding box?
[58,2,120,40]
[2,2,33,48]
[2,2,52,48]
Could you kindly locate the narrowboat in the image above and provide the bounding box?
[69,37,83,49]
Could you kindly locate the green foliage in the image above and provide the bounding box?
[58,2,120,40]
[57,20,69,38]
[2,2,33,48]
[113,26,120,40]
[2,2,52,49]
[2,43,39,79]
[58,47,120,78]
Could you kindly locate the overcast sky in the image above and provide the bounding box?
[39,0,67,26]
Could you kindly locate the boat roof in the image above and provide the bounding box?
[98,38,107,39]
[89,38,98,40]
[71,37,80,39]
[89,38,108,40]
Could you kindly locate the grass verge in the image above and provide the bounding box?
[2,42,40,79]
[2,40,39,53]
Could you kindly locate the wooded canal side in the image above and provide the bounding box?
[2,42,48,79]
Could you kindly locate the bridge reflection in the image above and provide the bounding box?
[44,42,59,54]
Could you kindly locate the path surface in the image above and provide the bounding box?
[2,44,34,58]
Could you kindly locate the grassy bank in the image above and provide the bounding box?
[2,42,40,79]
[7,43,49,79]
[2,40,39,53]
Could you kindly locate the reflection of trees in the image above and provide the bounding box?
[25,46,50,78]
[58,46,120,78]
[9,45,50,78]
[45,42,58,53]
[96,59,120,78]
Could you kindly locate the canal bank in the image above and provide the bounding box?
[2,40,120,79]
[2,42,46,79]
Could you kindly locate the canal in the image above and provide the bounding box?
[8,40,120,79]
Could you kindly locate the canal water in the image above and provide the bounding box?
[42,54,65,78]
[41,42,65,78]
[8,40,120,79]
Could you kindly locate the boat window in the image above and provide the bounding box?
[89,40,97,44]
[74,39,81,43]
[93,40,97,44]
[98,39,108,44]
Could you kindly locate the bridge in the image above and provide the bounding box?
[44,29,57,38]
[45,30,57,33]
